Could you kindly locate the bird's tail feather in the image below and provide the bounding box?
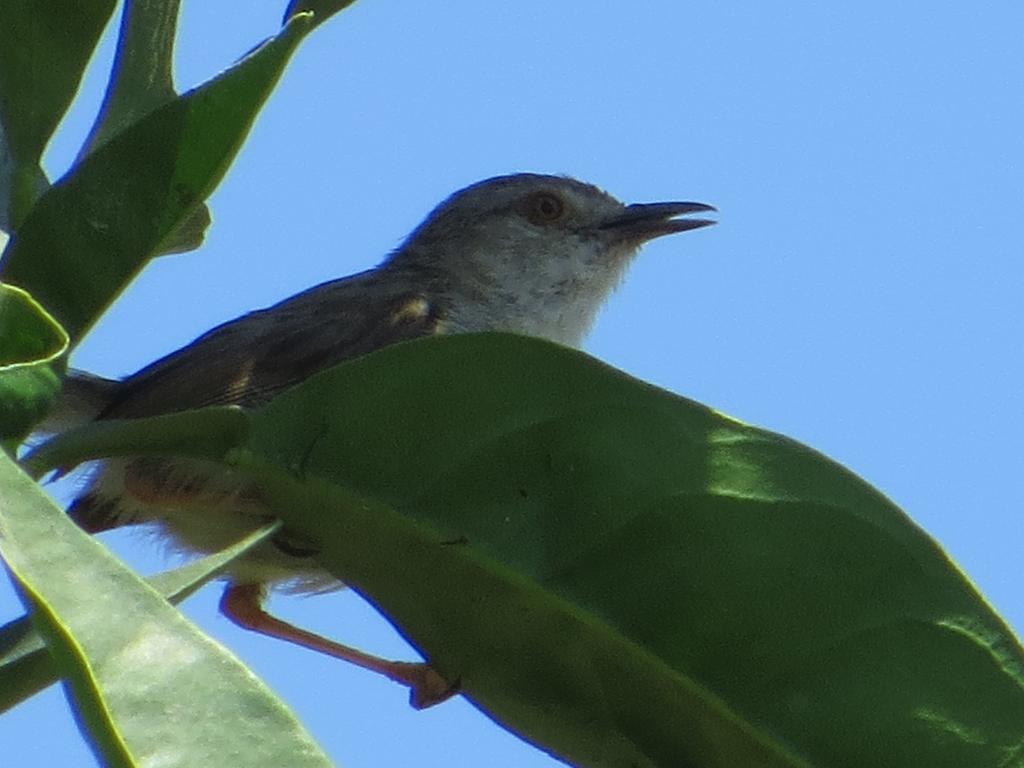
[35,370,118,434]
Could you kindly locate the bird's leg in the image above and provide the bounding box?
[219,583,458,709]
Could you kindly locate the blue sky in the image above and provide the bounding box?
[3,1,1023,765]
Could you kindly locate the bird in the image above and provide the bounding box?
[56,173,715,706]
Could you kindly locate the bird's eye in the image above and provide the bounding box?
[524,192,566,224]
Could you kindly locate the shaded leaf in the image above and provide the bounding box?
[22,333,1024,766]
[71,0,211,255]
[0,0,117,229]
[0,12,317,342]
[243,333,1024,768]
[0,453,332,767]
[77,0,181,159]
[0,284,68,445]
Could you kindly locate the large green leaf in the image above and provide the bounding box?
[24,333,1024,766]
[0,0,117,229]
[0,453,333,767]
[0,12,317,343]
[239,333,1024,768]
[0,284,68,446]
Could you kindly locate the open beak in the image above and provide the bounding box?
[600,201,717,241]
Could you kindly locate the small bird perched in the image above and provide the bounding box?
[61,173,715,706]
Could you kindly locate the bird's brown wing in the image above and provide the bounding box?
[101,280,445,419]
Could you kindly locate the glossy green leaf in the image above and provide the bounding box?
[0,284,68,445]
[0,12,317,343]
[240,333,1024,768]
[0,0,117,229]
[20,333,1024,767]
[0,520,281,714]
[0,454,332,767]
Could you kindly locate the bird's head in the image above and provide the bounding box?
[388,173,715,346]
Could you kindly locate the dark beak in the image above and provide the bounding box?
[599,201,717,241]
